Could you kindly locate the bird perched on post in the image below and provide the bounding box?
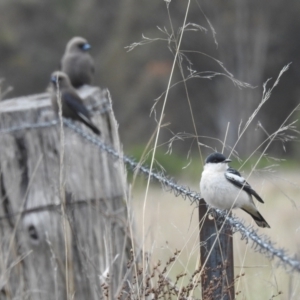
[200,152,270,228]
[50,71,100,135]
[61,37,95,88]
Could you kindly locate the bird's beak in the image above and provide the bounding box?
[51,76,57,84]
[82,43,91,51]
[224,158,231,163]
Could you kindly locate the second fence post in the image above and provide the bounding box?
[199,198,235,300]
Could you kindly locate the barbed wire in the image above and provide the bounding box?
[62,118,200,200]
[1,118,300,273]
[215,209,300,272]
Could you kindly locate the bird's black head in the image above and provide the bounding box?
[205,152,231,164]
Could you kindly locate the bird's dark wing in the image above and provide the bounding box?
[62,90,100,135]
[225,168,264,203]
[62,90,90,117]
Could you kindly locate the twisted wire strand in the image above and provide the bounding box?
[1,119,300,272]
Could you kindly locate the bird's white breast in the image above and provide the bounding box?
[200,164,251,210]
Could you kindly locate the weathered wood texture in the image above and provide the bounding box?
[199,199,234,300]
[0,87,133,299]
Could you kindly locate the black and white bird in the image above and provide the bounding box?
[200,152,270,228]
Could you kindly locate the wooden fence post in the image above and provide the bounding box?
[0,87,133,299]
[199,199,235,300]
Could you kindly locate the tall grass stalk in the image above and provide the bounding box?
[140,1,191,298]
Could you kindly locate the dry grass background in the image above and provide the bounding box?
[131,170,300,299]
[125,7,298,297]
[1,2,298,298]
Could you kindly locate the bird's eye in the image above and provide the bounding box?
[51,75,63,85]
[78,43,85,49]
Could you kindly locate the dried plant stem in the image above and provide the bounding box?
[141,1,191,297]
[4,155,42,264]
[230,63,291,158]
[56,84,70,299]
[166,7,204,165]
[222,122,230,154]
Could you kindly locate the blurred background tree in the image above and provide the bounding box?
[1,0,299,160]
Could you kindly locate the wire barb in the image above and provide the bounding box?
[1,119,300,273]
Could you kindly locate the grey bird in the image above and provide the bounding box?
[61,37,95,88]
[50,71,100,135]
[200,152,270,228]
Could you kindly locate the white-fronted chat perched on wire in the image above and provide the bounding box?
[200,152,270,228]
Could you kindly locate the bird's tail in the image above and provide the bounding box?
[241,208,270,228]
[86,121,101,135]
[78,114,101,135]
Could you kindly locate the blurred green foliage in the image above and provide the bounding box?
[127,144,193,178]
[127,144,299,184]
